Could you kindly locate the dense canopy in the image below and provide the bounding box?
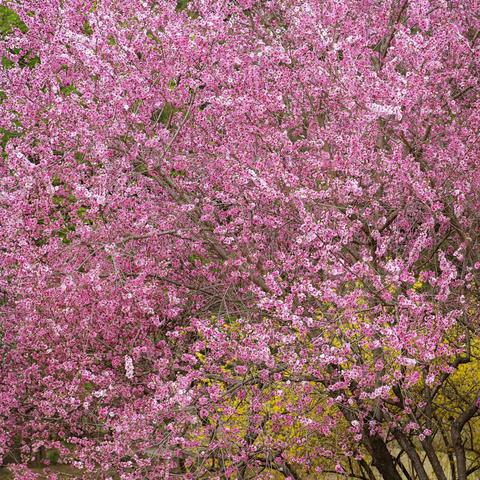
[0,0,479,478]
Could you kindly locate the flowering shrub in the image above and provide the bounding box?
[1,0,479,478]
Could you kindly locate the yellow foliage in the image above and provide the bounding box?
[413,280,423,291]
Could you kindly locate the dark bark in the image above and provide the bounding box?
[362,432,403,480]
[392,429,429,480]
[394,450,413,480]
[358,458,377,480]
[421,438,448,480]
[436,420,456,479]
[451,395,479,480]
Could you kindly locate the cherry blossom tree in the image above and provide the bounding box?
[1,0,480,478]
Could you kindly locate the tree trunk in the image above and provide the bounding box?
[392,430,429,480]
[451,395,479,480]
[363,433,403,480]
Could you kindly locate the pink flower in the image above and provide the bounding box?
[124,355,134,380]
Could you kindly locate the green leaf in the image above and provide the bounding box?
[146,30,160,44]
[52,195,64,206]
[130,98,143,113]
[74,151,86,163]
[76,206,89,218]
[188,253,209,265]
[0,5,28,37]
[0,90,6,104]
[18,53,40,69]
[34,237,48,247]
[56,228,71,244]
[90,0,98,12]
[51,176,62,187]
[46,449,60,465]
[0,128,21,156]
[60,84,80,96]
[151,102,174,126]
[1,55,14,69]
[170,168,186,178]
[83,382,94,393]
[134,161,149,174]
[82,19,93,36]
[175,0,191,12]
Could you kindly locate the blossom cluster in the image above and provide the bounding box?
[0,0,479,478]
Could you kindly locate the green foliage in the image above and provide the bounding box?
[130,98,143,113]
[83,381,94,393]
[74,151,86,163]
[76,206,90,218]
[1,54,14,69]
[0,127,21,157]
[55,219,76,244]
[134,161,149,174]
[18,52,40,68]
[188,253,209,265]
[175,0,190,12]
[82,19,93,36]
[170,168,187,177]
[151,102,175,126]
[60,84,80,96]
[2,50,40,70]
[46,448,60,465]
[0,5,28,37]
[146,30,160,43]
[176,1,201,19]
[34,237,49,247]
[52,195,65,206]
